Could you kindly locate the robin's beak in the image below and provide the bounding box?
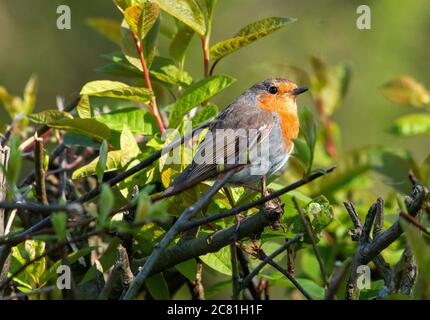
[292,87,308,96]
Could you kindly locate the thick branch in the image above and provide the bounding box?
[131,203,284,277]
[123,170,236,300]
[345,184,426,300]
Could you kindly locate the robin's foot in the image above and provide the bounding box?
[251,239,261,252]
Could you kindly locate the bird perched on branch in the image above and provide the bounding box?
[160,78,308,199]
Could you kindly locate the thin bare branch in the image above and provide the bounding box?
[241,234,303,291]
[293,197,328,287]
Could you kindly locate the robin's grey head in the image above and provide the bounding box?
[250,78,308,98]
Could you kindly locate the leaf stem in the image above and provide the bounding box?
[201,36,210,78]
[34,136,48,205]
[132,32,166,134]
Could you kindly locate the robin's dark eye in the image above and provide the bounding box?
[268,86,278,94]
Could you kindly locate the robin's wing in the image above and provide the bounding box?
[171,100,275,189]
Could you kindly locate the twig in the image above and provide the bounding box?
[0,202,79,214]
[123,170,237,300]
[75,121,213,204]
[0,146,9,237]
[230,238,240,299]
[18,143,67,188]
[181,167,336,231]
[3,285,57,300]
[293,197,328,286]
[266,256,313,300]
[236,248,260,300]
[400,210,430,236]
[392,245,417,295]
[34,136,48,205]
[19,97,80,152]
[241,234,303,291]
[324,259,351,300]
[98,262,123,300]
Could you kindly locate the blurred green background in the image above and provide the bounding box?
[1,0,429,164]
[1,0,429,162]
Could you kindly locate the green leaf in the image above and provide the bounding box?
[77,95,92,119]
[301,249,321,283]
[98,185,114,227]
[72,150,123,180]
[317,64,351,116]
[169,24,195,63]
[45,119,111,141]
[120,17,160,70]
[200,245,231,276]
[150,56,193,86]
[157,0,206,36]
[86,18,121,44]
[96,140,109,183]
[63,132,100,149]
[100,53,192,86]
[22,74,38,115]
[134,191,151,223]
[52,212,67,241]
[210,17,296,61]
[96,107,157,135]
[120,125,140,166]
[169,75,236,127]
[175,259,197,281]
[382,76,430,107]
[0,86,23,119]
[81,80,153,103]
[192,103,218,126]
[293,138,311,171]
[10,240,46,290]
[392,114,430,136]
[261,273,324,299]
[145,273,170,300]
[7,134,21,186]
[80,238,121,284]
[124,2,160,40]
[28,110,73,124]
[205,280,231,298]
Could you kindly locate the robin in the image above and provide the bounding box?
[162,78,308,199]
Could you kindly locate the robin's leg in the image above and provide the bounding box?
[261,176,269,196]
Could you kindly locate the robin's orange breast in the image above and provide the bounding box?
[257,93,300,150]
